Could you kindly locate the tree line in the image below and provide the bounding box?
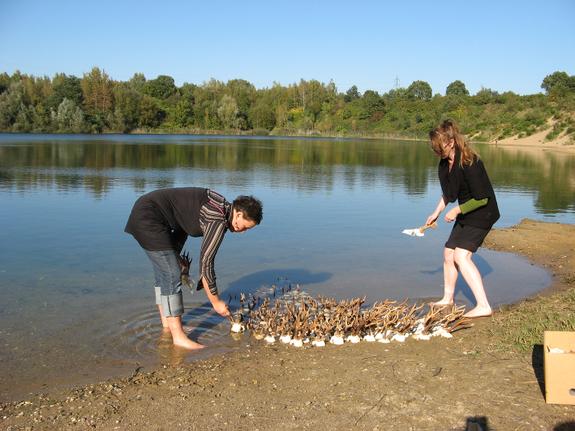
[0,68,574,142]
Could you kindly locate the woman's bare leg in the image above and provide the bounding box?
[431,247,457,306]
[453,248,492,317]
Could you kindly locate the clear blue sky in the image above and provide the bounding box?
[1,0,574,96]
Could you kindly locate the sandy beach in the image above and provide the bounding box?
[1,217,574,430]
[489,124,575,155]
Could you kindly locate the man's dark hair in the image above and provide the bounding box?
[233,195,263,224]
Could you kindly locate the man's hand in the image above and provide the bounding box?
[201,277,231,317]
[212,298,231,317]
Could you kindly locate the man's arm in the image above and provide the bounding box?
[198,220,230,317]
[199,221,226,294]
[202,277,230,317]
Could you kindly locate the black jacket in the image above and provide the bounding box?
[438,150,500,229]
[125,187,210,251]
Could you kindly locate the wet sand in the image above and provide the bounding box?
[1,218,574,430]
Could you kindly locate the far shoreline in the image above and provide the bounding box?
[0,130,575,155]
[2,128,574,154]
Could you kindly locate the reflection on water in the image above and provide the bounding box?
[0,134,573,402]
[0,135,574,216]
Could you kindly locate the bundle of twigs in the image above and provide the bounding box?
[228,286,472,347]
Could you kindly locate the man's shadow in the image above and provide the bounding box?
[182,268,331,339]
[420,253,493,305]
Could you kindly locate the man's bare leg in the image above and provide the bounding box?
[166,316,205,350]
[157,305,169,329]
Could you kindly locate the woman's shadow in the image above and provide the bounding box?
[182,268,331,339]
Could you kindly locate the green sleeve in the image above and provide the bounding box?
[460,197,488,215]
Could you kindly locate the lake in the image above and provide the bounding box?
[1,134,574,401]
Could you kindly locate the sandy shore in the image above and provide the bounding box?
[489,125,575,154]
[1,219,574,430]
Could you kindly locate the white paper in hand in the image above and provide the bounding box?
[402,228,424,237]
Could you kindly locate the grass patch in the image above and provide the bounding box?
[487,287,575,353]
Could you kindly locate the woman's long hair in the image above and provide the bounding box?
[429,119,478,166]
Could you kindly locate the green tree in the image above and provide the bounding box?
[0,82,25,130]
[52,98,86,133]
[15,105,35,131]
[264,82,290,129]
[217,94,239,129]
[143,75,177,100]
[382,87,408,102]
[446,80,469,97]
[173,99,194,128]
[249,90,276,130]
[21,74,51,107]
[0,72,10,94]
[474,87,499,105]
[344,85,361,102]
[541,71,575,96]
[47,73,83,110]
[139,95,165,128]
[180,82,197,100]
[169,82,196,128]
[226,79,256,129]
[128,73,146,92]
[299,79,328,128]
[81,67,114,118]
[113,83,142,132]
[406,80,432,100]
[360,90,385,119]
[32,103,52,132]
[193,79,225,129]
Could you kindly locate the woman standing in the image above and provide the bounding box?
[426,120,500,317]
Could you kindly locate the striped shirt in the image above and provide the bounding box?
[125,187,231,296]
[198,190,232,295]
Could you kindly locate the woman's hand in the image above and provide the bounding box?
[426,196,446,226]
[426,213,439,226]
[444,206,461,223]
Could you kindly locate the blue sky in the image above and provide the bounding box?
[1,0,574,96]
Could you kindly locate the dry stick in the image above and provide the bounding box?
[418,221,438,234]
[353,392,388,427]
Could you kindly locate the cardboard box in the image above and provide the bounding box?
[544,331,575,405]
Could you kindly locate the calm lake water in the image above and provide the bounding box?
[1,134,574,401]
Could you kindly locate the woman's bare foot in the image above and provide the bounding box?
[463,306,492,318]
[429,299,454,307]
[172,335,205,350]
